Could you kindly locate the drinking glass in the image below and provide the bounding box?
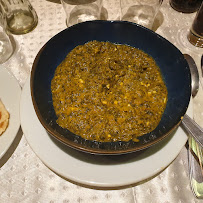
[187,2,203,48]
[0,0,38,35]
[120,0,163,29]
[60,0,103,27]
[0,12,13,64]
[170,0,202,13]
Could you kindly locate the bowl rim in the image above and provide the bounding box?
[30,20,191,155]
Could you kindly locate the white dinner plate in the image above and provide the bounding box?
[20,77,192,188]
[0,65,21,159]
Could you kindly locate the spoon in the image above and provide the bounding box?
[183,54,203,199]
[184,54,199,97]
[181,54,203,148]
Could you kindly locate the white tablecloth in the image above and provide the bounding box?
[0,0,203,202]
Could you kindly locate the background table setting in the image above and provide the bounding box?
[0,0,203,202]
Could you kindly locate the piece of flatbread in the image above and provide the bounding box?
[0,99,9,135]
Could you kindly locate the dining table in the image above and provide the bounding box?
[0,0,203,202]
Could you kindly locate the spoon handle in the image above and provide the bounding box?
[182,114,203,148]
[201,54,203,77]
[188,136,203,199]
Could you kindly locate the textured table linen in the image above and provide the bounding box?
[0,0,203,202]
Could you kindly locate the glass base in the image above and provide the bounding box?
[0,33,14,64]
[169,1,201,13]
[7,10,38,35]
[176,27,203,53]
[66,4,100,27]
[188,31,203,48]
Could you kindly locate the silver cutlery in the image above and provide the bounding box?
[183,54,203,199]
[181,54,203,148]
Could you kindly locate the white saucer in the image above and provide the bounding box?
[0,65,21,159]
[20,77,192,188]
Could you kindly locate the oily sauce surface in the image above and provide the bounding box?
[51,41,168,142]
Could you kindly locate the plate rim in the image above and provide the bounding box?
[0,65,21,159]
[20,77,192,187]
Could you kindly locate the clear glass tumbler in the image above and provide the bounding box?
[0,0,38,35]
[60,0,103,27]
[0,12,13,64]
[120,0,163,29]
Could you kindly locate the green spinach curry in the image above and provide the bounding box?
[51,41,168,142]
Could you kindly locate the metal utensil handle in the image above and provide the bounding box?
[201,54,203,77]
[182,114,203,148]
[188,136,203,199]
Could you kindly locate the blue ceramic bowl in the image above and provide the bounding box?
[31,21,191,155]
